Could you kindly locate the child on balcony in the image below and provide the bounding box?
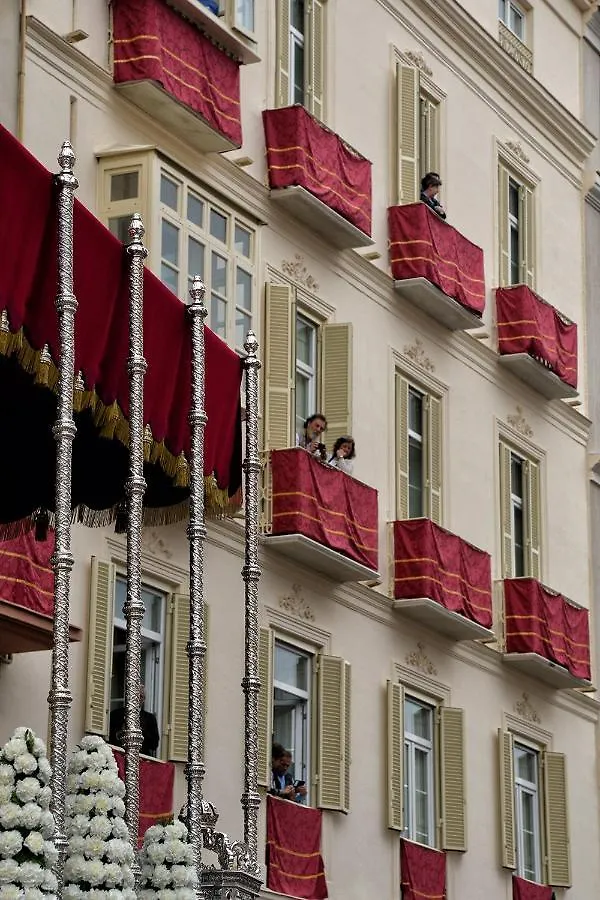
[328,436,356,475]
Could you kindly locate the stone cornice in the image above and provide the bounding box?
[586,173,600,213]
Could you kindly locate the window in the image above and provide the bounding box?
[514,742,542,881]
[395,374,442,524]
[264,281,352,451]
[499,441,541,579]
[257,628,351,812]
[101,158,147,244]
[276,0,325,120]
[498,161,535,287]
[387,681,466,851]
[499,0,526,41]
[231,0,255,33]
[395,60,443,205]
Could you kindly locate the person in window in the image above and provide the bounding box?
[420,172,447,220]
[269,743,307,803]
[328,435,356,475]
[297,413,328,461]
[109,684,160,758]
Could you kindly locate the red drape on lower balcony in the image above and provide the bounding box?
[388,204,485,315]
[112,0,242,146]
[393,519,492,628]
[0,530,54,617]
[512,876,553,900]
[266,796,328,900]
[270,449,378,571]
[400,839,446,900]
[263,106,372,235]
[504,578,591,681]
[496,286,577,388]
[113,748,174,846]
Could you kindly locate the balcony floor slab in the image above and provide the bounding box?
[392,597,495,642]
[0,599,82,655]
[270,186,374,250]
[262,533,379,583]
[503,652,593,691]
[498,353,578,400]
[393,277,483,331]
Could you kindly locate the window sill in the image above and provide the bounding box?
[168,0,260,63]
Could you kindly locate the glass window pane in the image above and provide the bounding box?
[212,253,227,295]
[499,0,506,21]
[403,743,410,835]
[161,263,179,295]
[141,586,163,633]
[510,6,524,39]
[235,224,252,257]
[236,0,255,31]
[210,295,227,337]
[296,373,310,435]
[187,192,204,227]
[236,309,252,351]
[108,215,133,244]
[296,317,314,367]
[236,267,252,310]
[509,182,520,218]
[160,174,179,211]
[513,506,525,576]
[188,237,205,281]
[414,748,431,844]
[291,0,305,33]
[405,699,432,741]
[408,438,424,518]
[409,389,423,435]
[515,745,536,783]
[293,41,305,105]
[511,456,523,499]
[161,219,179,265]
[210,208,228,242]
[275,643,308,691]
[115,577,127,620]
[111,171,139,202]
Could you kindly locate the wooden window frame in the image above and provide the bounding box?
[497,144,538,289]
[498,427,543,581]
[403,693,436,847]
[276,0,326,119]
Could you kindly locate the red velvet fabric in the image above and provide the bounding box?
[388,204,486,315]
[112,748,175,846]
[496,286,577,388]
[393,519,492,628]
[504,578,591,681]
[512,876,553,900]
[400,839,446,900]
[112,0,242,146]
[270,449,378,571]
[0,123,242,494]
[0,531,54,618]
[266,796,328,900]
[263,106,372,235]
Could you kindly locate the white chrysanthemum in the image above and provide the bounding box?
[0,768,13,788]
[39,809,55,839]
[43,839,58,867]
[63,883,84,899]
[88,816,112,840]
[1,739,27,763]
[41,869,58,892]
[20,801,42,830]
[17,860,45,887]
[92,792,112,816]
[23,831,45,854]
[83,858,105,886]
[69,814,90,838]
[0,884,21,900]
[64,854,87,883]
[111,797,125,819]
[0,858,19,883]
[0,804,21,831]
[37,785,52,809]
[80,771,102,792]
[15,776,41,804]
[37,758,51,784]
[146,841,166,864]
[110,818,128,840]
[102,862,124,888]
[0,789,11,808]
[106,837,132,864]
[0,832,22,860]
[32,737,46,757]
[14,753,38,776]
[83,833,106,858]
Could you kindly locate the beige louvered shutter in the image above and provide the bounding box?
[525,459,541,580]
[395,374,409,519]
[427,394,443,525]
[498,729,516,869]
[498,164,510,286]
[396,62,419,205]
[275,0,290,107]
[168,595,207,762]
[499,442,513,578]
[521,185,535,288]
[264,283,295,449]
[440,707,466,851]
[85,558,116,736]
[386,681,404,831]
[316,655,351,812]
[257,628,274,787]
[321,322,352,449]
[307,0,325,121]
[543,751,571,887]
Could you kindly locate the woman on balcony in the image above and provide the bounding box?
[328,436,356,475]
[420,172,447,220]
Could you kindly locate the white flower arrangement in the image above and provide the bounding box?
[0,727,58,899]
[138,819,197,899]
[64,735,136,899]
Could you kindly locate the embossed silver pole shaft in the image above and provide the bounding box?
[241,331,262,875]
[123,214,148,873]
[49,140,78,894]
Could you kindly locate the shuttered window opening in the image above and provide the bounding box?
[276,0,326,119]
[498,161,536,288]
[395,62,442,206]
[395,374,443,524]
[499,441,542,579]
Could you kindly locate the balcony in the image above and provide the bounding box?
[401,840,446,900]
[388,204,485,330]
[392,519,494,642]
[261,448,379,583]
[496,286,578,399]
[266,796,328,898]
[501,578,592,690]
[262,106,373,250]
[167,0,260,64]
[112,0,243,153]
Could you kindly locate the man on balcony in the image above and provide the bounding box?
[270,743,307,803]
[420,172,447,220]
[297,414,328,461]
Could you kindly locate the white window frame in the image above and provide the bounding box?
[230,0,255,35]
[273,638,312,803]
[289,0,306,106]
[295,312,319,438]
[509,450,525,578]
[514,740,543,883]
[404,695,436,847]
[407,386,425,520]
[499,0,526,41]
[508,177,520,286]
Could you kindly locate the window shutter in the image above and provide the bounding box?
[386,681,404,831]
[307,0,325,121]
[167,594,207,763]
[525,459,541,580]
[264,283,295,449]
[395,374,409,519]
[275,0,290,107]
[440,707,466,851]
[396,62,420,205]
[85,558,116,736]
[257,627,274,787]
[316,655,351,812]
[499,442,513,578]
[498,729,516,870]
[498,164,510,286]
[427,394,443,526]
[521,185,536,288]
[321,322,352,449]
[543,751,571,887]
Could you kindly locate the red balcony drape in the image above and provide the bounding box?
[266,796,328,899]
[393,519,492,628]
[0,530,54,618]
[270,449,378,571]
[113,748,174,846]
[388,204,485,315]
[496,286,577,388]
[263,106,372,235]
[504,578,590,681]
[112,0,242,146]
[400,839,446,900]
[512,876,552,900]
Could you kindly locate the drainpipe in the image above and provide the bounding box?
[16,0,27,141]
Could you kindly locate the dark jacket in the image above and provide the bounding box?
[420,190,447,220]
[109,706,160,757]
[269,769,295,799]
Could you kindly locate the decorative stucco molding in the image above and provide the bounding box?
[405,642,438,676]
[403,337,435,373]
[507,406,534,438]
[514,692,541,724]
[142,529,174,560]
[278,584,315,622]
[505,140,531,165]
[403,49,433,77]
[281,254,319,292]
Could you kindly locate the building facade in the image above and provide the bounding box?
[1,1,599,898]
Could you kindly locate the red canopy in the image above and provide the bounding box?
[0,124,242,530]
